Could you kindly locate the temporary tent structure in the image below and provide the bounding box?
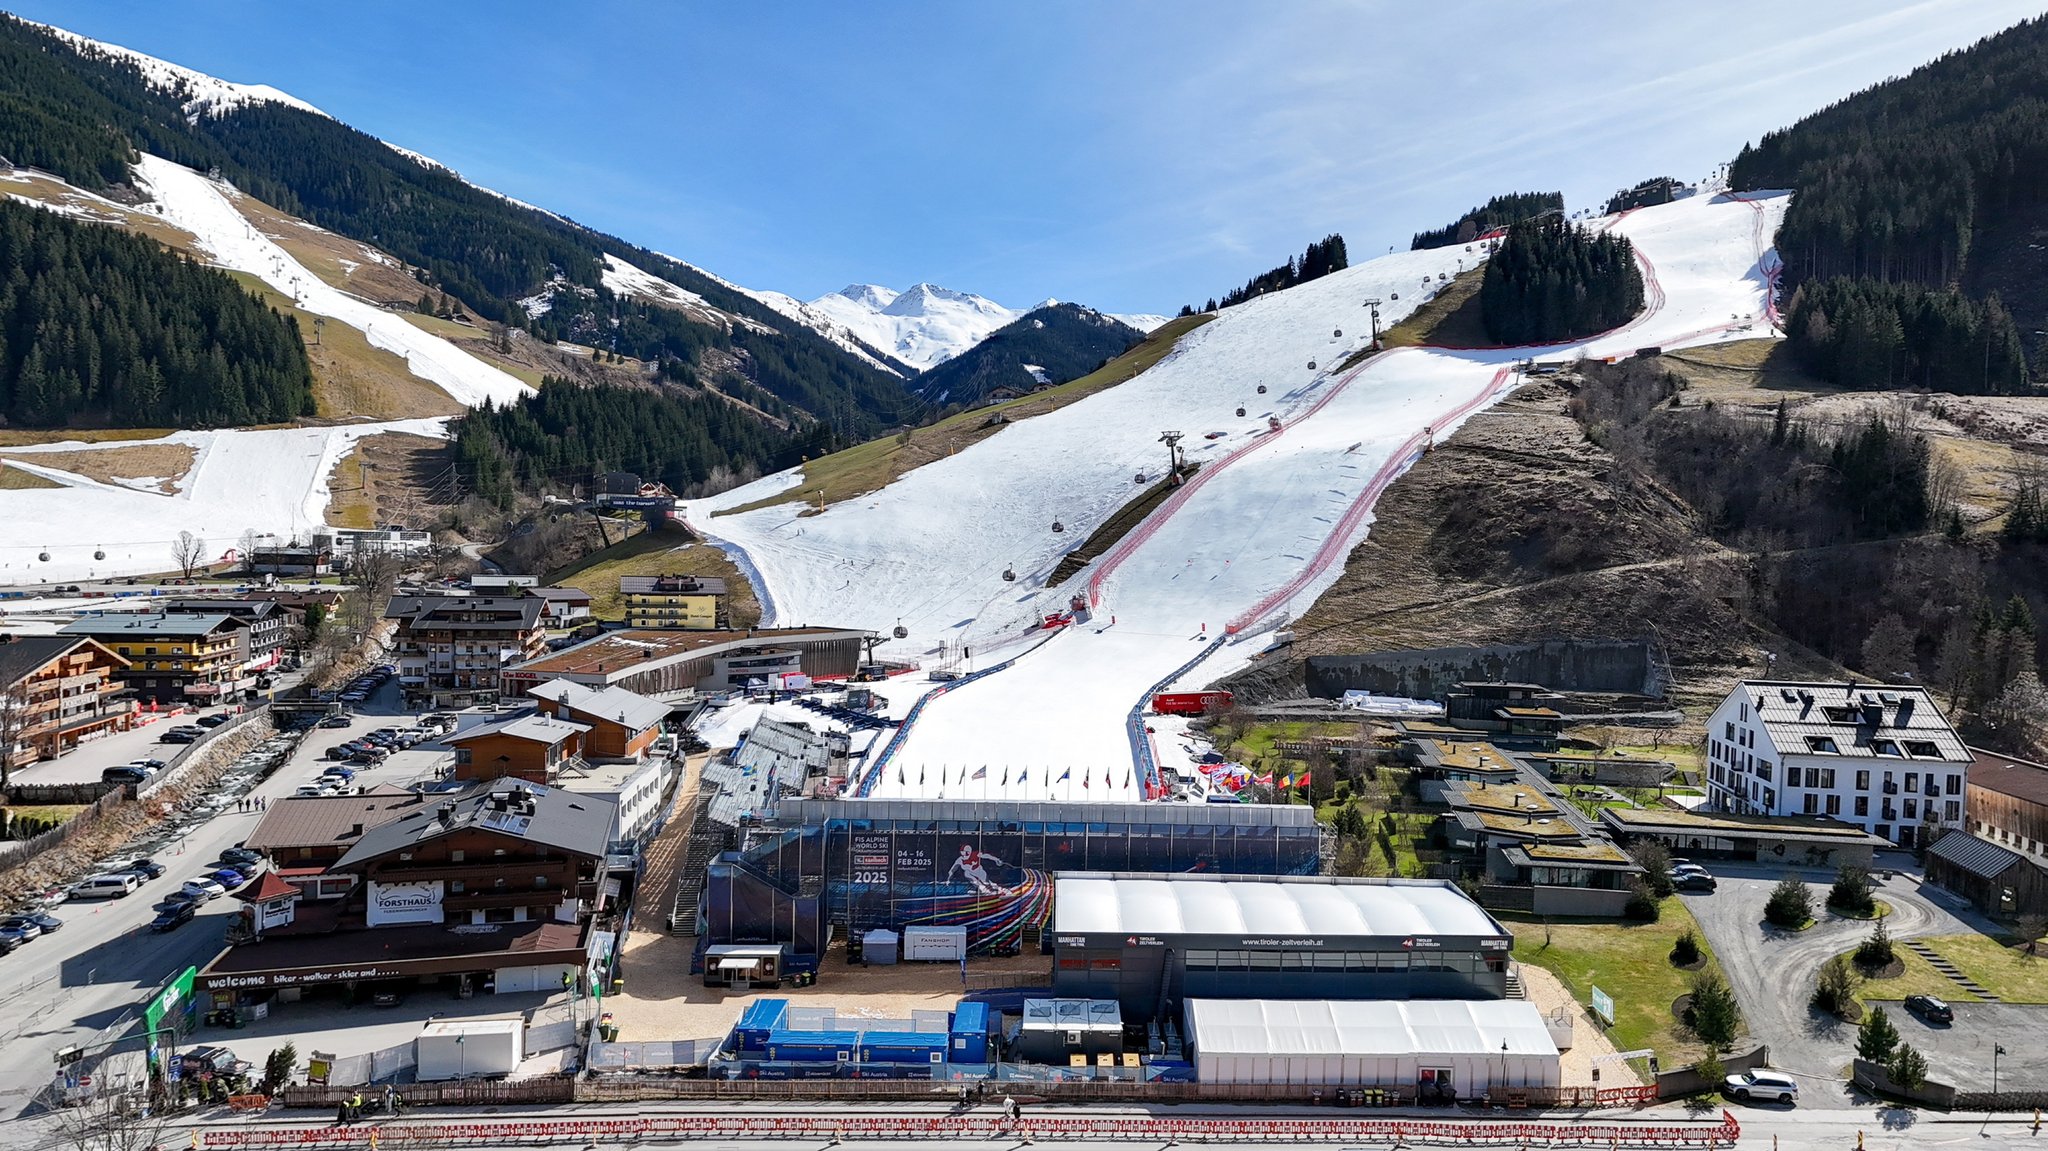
[1183,998,1559,1089]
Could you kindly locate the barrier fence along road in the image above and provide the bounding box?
[188,1110,1743,1148]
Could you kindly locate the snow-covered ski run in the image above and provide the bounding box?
[688,190,1787,801]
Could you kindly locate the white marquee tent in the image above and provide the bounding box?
[1184,998,1560,1089]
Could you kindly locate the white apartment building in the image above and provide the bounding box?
[1705,680,1971,848]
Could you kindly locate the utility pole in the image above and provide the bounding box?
[1158,431,1184,476]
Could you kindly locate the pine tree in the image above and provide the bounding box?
[1856,1005,1901,1061]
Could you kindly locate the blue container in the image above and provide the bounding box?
[734,999,788,1053]
[855,1031,949,1064]
[764,1030,860,1063]
[949,1002,989,1063]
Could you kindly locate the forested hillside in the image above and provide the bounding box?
[1731,14,2048,391]
[0,15,912,440]
[912,304,1141,409]
[1411,192,1561,250]
[1602,177,1685,215]
[453,381,827,508]
[0,197,312,426]
[1478,217,1643,344]
[1177,235,1348,316]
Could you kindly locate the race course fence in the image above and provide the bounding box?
[190,1109,1743,1148]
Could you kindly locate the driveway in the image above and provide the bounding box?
[1873,1000,2048,1093]
[1677,854,1985,1109]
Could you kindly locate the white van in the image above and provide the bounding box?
[69,873,140,900]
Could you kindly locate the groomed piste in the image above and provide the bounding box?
[697,191,1788,799]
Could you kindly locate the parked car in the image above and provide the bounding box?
[1724,1069,1799,1104]
[325,746,355,761]
[1673,872,1718,893]
[149,902,197,933]
[318,716,351,729]
[195,714,231,728]
[1905,994,1954,1024]
[320,766,356,781]
[219,848,262,868]
[157,730,198,745]
[70,874,140,900]
[13,911,62,934]
[0,916,43,943]
[348,747,390,764]
[101,766,149,785]
[132,759,168,772]
[121,858,166,880]
[209,869,247,889]
[181,878,226,901]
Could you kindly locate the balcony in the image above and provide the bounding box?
[1880,807,1898,822]
[1881,783,1899,795]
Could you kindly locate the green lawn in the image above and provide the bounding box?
[1506,897,1720,1063]
[1918,934,2048,1002]
[544,520,761,627]
[716,314,1213,516]
[1844,944,1981,1009]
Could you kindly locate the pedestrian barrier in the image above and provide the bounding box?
[193,1109,1742,1148]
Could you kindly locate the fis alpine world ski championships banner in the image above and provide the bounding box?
[736,799,1322,955]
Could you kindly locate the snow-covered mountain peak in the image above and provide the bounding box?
[18,17,329,123]
[833,284,899,310]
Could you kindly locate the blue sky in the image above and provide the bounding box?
[12,1,2043,315]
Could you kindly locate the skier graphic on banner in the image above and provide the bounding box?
[948,842,1016,896]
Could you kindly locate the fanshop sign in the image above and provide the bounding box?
[367,880,444,927]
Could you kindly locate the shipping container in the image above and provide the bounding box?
[416,1019,523,1081]
[950,1001,990,1063]
[764,1031,860,1064]
[903,924,967,961]
[856,1031,949,1064]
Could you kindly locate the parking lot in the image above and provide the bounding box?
[1677,856,1984,1109]
[1874,999,2048,1093]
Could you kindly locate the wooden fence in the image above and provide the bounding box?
[281,1078,574,1108]
[563,1076,1661,1108]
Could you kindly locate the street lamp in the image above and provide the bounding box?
[1500,1039,1509,1093]
[456,1033,466,1081]
[1994,1043,2006,1107]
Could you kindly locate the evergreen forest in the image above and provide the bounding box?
[0,197,313,427]
[1411,192,1562,250]
[1478,217,1644,345]
[912,304,1142,408]
[1178,235,1348,316]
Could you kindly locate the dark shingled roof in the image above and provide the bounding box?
[332,779,615,871]
[0,636,110,689]
[1926,831,2025,881]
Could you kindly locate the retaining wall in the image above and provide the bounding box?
[1305,638,1665,701]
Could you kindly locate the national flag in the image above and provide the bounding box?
[1124,774,1132,789]
[971,766,987,780]
[1082,772,1091,788]
[1056,768,1071,783]
[1279,772,1294,789]
[919,766,926,785]
[1255,772,1273,786]
[1018,768,1029,785]
[897,768,904,786]
[1294,771,1312,789]
[1002,767,1010,785]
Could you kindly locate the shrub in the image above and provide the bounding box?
[1889,1043,1929,1091]
[1695,1050,1726,1094]
[1764,877,1813,928]
[1687,969,1741,1050]
[1630,840,1674,899]
[1855,919,1896,968]
[1856,1005,1900,1062]
[1828,866,1877,916]
[261,1041,298,1095]
[1811,954,1861,1016]
[1670,928,1702,967]
[1623,878,1662,922]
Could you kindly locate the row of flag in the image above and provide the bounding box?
[897,765,1136,789]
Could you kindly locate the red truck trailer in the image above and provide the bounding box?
[1151,690,1234,716]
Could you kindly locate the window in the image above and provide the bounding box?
[1854,797,1869,817]
[1805,736,1840,754]
[1816,768,1837,790]
[1763,788,1776,809]
[1855,770,1871,791]
[1758,762,1774,782]
[450,880,465,893]
[1905,773,1919,791]
[1904,799,1918,820]
[1947,774,1963,795]
[1945,801,1961,823]
[1826,795,1842,815]
[534,876,548,890]
[455,749,472,765]
[451,850,464,863]
[1787,766,1803,788]
[1872,740,1902,757]
[1725,722,1735,739]
[1904,740,1941,758]
[1803,794,1818,814]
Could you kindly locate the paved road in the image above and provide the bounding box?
[0,677,451,1118]
[1679,854,1986,1109]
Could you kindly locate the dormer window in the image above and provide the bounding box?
[1805,736,1840,754]
[1905,740,1941,758]
[1872,740,1902,757]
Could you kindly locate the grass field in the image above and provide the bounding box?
[545,521,762,628]
[0,463,62,489]
[716,314,1214,517]
[1845,945,1983,1008]
[1918,934,2048,1002]
[0,428,174,448]
[1380,267,1490,349]
[1506,898,1722,1063]
[221,272,465,422]
[0,443,196,493]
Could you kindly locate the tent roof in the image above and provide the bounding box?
[1054,873,1502,939]
[1185,998,1556,1059]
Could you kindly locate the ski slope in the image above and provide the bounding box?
[691,191,1787,800]
[0,419,446,586]
[133,153,534,409]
